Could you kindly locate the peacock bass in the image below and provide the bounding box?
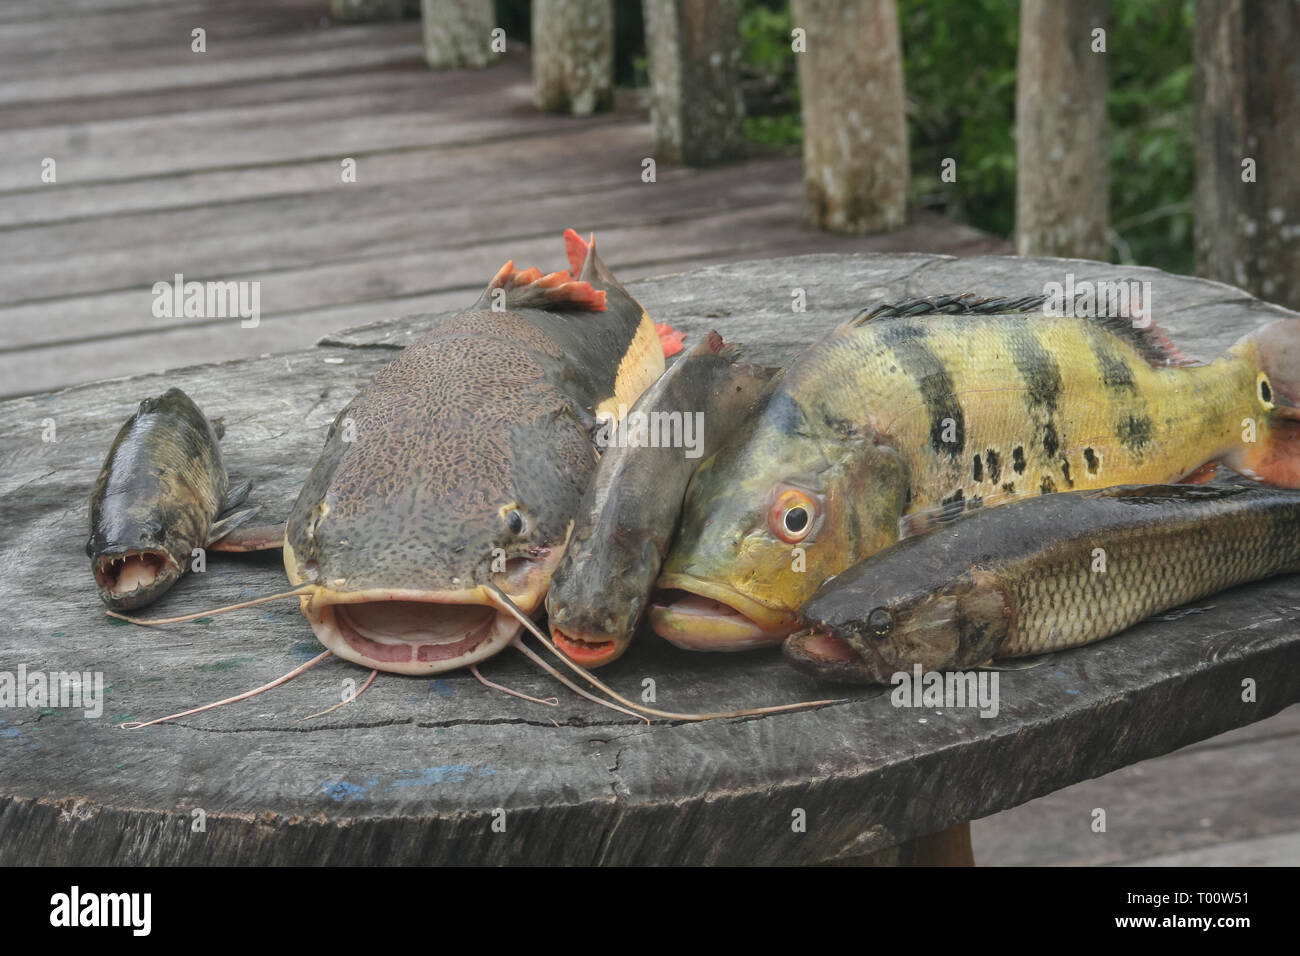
[651,293,1300,651]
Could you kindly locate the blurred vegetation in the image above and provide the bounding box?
[499,0,1197,273]
[737,0,1196,272]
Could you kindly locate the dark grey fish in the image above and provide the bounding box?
[87,388,256,610]
[784,482,1300,684]
[547,331,776,666]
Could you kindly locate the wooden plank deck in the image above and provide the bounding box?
[0,0,1003,400]
[0,0,1294,866]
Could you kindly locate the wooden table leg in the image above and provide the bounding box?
[825,821,975,866]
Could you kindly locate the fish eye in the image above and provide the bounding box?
[505,509,526,535]
[1258,372,1274,408]
[767,484,820,544]
[867,608,893,639]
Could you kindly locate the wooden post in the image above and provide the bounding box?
[421,0,499,70]
[791,0,909,234]
[1195,0,1300,310]
[532,0,614,115]
[1015,0,1110,260]
[643,0,745,166]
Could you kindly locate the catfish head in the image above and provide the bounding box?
[284,332,597,675]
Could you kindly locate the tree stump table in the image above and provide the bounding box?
[2,253,1298,865]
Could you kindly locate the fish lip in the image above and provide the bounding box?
[783,627,881,684]
[302,586,536,676]
[649,573,798,650]
[550,626,626,667]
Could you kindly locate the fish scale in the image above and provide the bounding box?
[656,294,1300,651]
[785,483,1300,684]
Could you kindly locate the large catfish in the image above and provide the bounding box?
[283,231,668,674]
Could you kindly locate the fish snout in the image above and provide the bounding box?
[550,625,627,668]
[649,575,798,651]
[782,627,882,684]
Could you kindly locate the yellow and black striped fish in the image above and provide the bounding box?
[650,294,1300,651]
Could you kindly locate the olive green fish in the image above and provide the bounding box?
[282,230,669,675]
[653,294,1300,650]
[87,388,256,610]
[784,482,1300,683]
[546,331,775,667]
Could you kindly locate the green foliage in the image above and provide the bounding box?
[899,0,1020,238]
[740,1,802,147]
[1106,0,1196,273]
[733,0,1197,272]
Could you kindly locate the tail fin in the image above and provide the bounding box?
[1225,317,1300,487]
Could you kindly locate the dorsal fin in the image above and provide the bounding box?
[851,292,1197,368]
[852,293,1048,325]
[478,258,606,312]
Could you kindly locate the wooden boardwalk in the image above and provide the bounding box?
[0,0,1293,866]
[0,0,1002,399]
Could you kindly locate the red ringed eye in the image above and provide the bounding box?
[769,488,818,543]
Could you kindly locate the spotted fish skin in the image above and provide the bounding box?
[282,232,666,675]
[656,295,1300,649]
[785,482,1300,684]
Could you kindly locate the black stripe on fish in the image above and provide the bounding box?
[1084,324,1139,392]
[1013,446,1026,474]
[973,454,983,482]
[1117,414,1154,453]
[879,323,964,457]
[765,391,806,436]
[1007,325,1069,462]
[1007,325,1063,412]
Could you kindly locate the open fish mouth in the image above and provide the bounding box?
[550,627,625,667]
[649,575,798,651]
[303,590,526,676]
[782,627,879,683]
[93,550,180,608]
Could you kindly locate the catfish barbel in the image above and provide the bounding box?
[87,388,256,610]
[784,482,1300,683]
[546,331,774,666]
[282,230,669,675]
[653,294,1300,651]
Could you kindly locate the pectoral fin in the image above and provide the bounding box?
[206,507,260,546]
[222,479,252,511]
[208,519,285,552]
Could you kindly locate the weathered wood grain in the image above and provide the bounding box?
[0,211,1000,398]
[973,705,1300,866]
[1,254,1297,865]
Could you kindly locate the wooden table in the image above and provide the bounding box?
[2,253,1298,865]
